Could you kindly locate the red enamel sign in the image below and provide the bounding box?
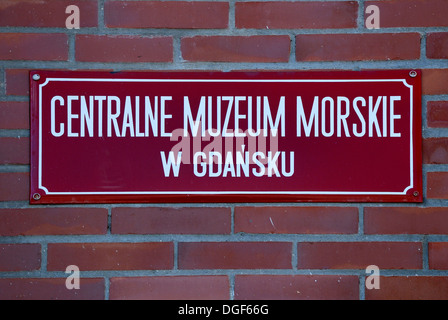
[30,70,422,203]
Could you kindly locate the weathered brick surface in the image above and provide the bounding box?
[0,172,29,201]
[181,35,291,62]
[0,244,41,272]
[178,242,292,269]
[0,278,105,300]
[112,207,231,235]
[235,1,358,29]
[105,1,228,29]
[366,0,448,27]
[0,101,29,129]
[235,275,359,300]
[0,208,108,236]
[429,242,448,270]
[427,172,448,199]
[423,138,448,164]
[5,69,30,96]
[427,33,448,59]
[110,276,230,300]
[0,137,29,165]
[1,0,447,301]
[0,33,68,61]
[365,276,448,300]
[235,206,358,234]
[76,35,173,63]
[422,69,448,95]
[0,0,98,28]
[427,101,448,128]
[365,207,448,235]
[297,242,422,269]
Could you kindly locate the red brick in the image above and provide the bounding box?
[0,278,104,300]
[365,207,448,235]
[181,36,291,62]
[76,35,173,63]
[236,1,357,29]
[235,206,358,234]
[0,101,29,129]
[178,242,292,269]
[427,32,448,59]
[112,207,230,235]
[47,242,173,271]
[110,276,229,300]
[0,137,29,165]
[0,33,68,61]
[423,138,448,164]
[422,69,448,95]
[5,69,29,96]
[296,33,420,61]
[366,0,448,27]
[0,172,29,201]
[0,244,40,272]
[0,0,98,28]
[105,1,228,29]
[365,276,448,300]
[429,242,448,269]
[0,208,108,236]
[427,172,448,199]
[235,275,359,300]
[427,101,448,128]
[297,242,422,269]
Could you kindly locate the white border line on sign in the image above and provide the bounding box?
[38,78,414,196]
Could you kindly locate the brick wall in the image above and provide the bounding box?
[0,0,447,300]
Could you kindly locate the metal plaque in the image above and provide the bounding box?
[30,70,422,203]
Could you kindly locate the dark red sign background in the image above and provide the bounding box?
[30,70,422,203]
